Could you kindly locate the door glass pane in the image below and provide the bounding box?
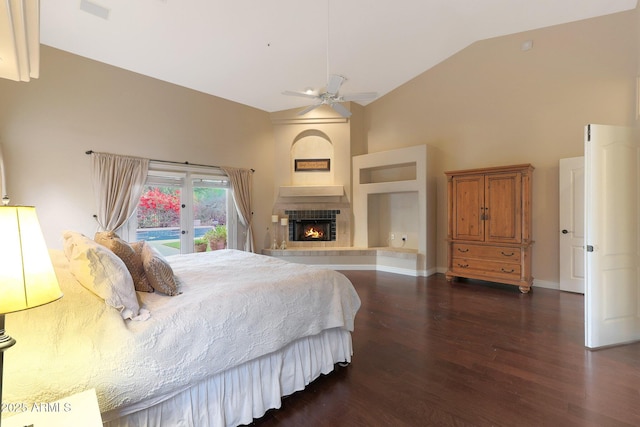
[193,183,228,252]
[135,185,182,255]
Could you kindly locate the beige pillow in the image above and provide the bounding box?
[140,242,180,296]
[94,231,154,293]
[62,230,142,320]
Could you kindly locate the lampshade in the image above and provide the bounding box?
[0,206,62,314]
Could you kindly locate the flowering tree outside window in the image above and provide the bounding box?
[137,186,181,228]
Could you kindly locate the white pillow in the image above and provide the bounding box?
[62,231,143,320]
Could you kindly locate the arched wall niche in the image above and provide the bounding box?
[290,129,334,186]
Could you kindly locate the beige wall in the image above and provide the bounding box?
[0,46,276,249]
[270,106,353,205]
[363,11,638,285]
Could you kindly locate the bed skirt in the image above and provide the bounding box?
[101,327,353,427]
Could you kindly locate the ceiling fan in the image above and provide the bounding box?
[281,0,376,118]
[282,74,377,118]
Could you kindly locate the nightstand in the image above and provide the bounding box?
[2,389,102,427]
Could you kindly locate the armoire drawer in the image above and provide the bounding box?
[451,243,521,263]
[451,258,522,278]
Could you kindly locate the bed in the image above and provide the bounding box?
[2,232,361,426]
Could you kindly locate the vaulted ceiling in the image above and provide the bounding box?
[39,0,638,113]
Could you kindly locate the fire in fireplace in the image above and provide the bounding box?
[293,219,332,241]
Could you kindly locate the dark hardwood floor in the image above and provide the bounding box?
[251,271,640,427]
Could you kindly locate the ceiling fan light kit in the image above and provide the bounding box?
[282,74,378,120]
[283,74,376,118]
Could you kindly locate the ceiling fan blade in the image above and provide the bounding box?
[330,102,352,118]
[326,74,346,95]
[282,90,318,99]
[297,103,322,116]
[341,92,378,102]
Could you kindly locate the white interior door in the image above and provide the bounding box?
[559,156,585,293]
[585,124,640,348]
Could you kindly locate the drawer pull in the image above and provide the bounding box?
[457,263,469,268]
[500,251,515,257]
[457,248,469,253]
[501,268,515,273]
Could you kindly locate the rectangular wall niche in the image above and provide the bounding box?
[285,210,339,242]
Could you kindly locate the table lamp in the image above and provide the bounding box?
[0,206,63,426]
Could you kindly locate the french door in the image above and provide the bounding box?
[128,168,234,254]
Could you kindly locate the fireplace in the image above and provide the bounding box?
[285,209,338,243]
[293,219,332,241]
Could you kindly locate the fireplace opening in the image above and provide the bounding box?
[293,219,332,241]
[284,209,339,243]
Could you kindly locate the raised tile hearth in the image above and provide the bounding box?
[262,247,426,276]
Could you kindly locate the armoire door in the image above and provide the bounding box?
[451,174,484,241]
[485,172,522,244]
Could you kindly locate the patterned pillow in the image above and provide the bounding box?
[94,231,154,293]
[140,242,180,296]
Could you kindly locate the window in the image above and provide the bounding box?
[126,164,237,255]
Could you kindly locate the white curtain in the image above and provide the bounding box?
[221,166,255,252]
[91,152,149,232]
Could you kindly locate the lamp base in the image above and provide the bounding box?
[0,315,15,351]
[0,334,15,351]
[0,314,15,427]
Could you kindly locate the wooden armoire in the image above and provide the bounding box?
[445,164,534,293]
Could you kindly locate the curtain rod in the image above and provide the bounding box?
[85,150,254,172]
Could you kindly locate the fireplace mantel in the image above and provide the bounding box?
[279,185,344,197]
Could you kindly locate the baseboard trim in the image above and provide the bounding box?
[533,279,559,290]
[308,264,436,277]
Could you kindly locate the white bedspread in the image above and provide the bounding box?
[3,249,360,416]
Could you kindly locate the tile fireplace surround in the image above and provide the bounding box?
[273,203,351,248]
[286,209,338,242]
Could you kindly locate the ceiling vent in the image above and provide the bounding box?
[79,0,110,20]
